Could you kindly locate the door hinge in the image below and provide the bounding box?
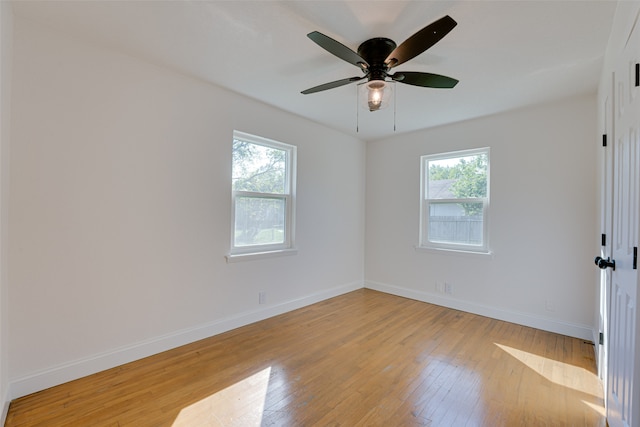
[601,234,606,246]
[635,63,639,87]
[602,134,607,147]
[634,247,637,270]
[599,332,604,345]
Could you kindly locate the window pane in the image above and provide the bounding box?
[427,153,488,199]
[232,139,287,194]
[234,196,286,247]
[428,202,484,245]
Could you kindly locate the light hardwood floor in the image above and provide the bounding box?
[6,289,605,426]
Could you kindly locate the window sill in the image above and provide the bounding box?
[226,248,298,263]
[415,245,494,258]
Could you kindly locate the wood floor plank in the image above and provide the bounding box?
[6,289,605,426]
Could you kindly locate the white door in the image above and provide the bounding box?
[606,20,640,427]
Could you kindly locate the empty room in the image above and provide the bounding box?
[1,0,639,426]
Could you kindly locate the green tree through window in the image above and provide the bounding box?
[232,140,286,194]
[428,153,487,215]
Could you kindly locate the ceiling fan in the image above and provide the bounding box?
[301,15,459,111]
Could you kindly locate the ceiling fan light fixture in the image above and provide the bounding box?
[362,80,392,112]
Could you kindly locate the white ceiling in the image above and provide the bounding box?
[11,0,617,141]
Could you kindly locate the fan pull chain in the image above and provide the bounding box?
[356,84,359,133]
[393,82,397,132]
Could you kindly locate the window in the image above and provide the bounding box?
[229,131,296,258]
[420,148,490,253]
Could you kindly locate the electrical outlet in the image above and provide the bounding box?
[435,281,444,293]
[444,283,453,295]
[545,299,555,312]
[259,291,267,304]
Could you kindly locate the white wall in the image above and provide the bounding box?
[366,95,598,340]
[1,0,14,421]
[8,18,365,398]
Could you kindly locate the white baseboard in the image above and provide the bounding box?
[365,280,594,341]
[1,389,9,427]
[9,281,364,400]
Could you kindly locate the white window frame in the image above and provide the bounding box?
[227,131,297,262]
[419,147,490,254]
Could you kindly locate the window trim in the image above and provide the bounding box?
[419,147,490,254]
[228,131,297,260]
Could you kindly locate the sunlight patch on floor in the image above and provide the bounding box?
[495,342,605,419]
[172,366,271,427]
[582,399,606,417]
[495,343,601,395]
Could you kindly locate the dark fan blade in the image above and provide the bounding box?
[385,15,457,68]
[391,72,458,88]
[308,31,369,69]
[301,76,365,94]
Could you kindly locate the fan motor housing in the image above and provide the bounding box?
[357,38,396,75]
